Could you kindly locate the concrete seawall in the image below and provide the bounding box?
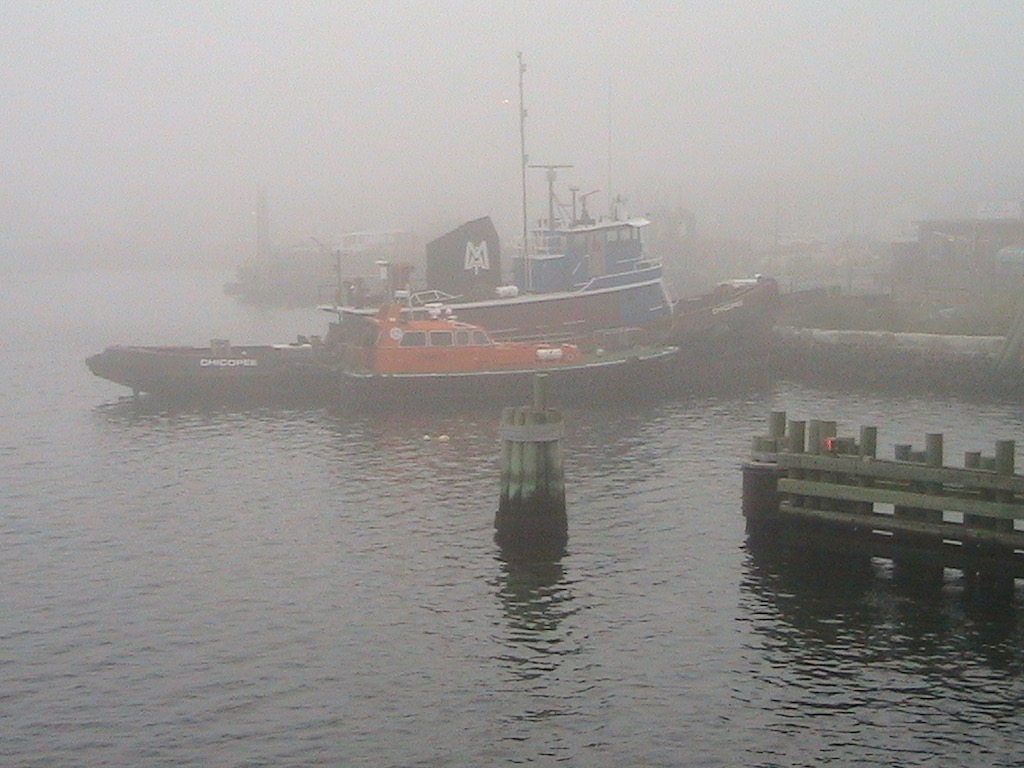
[774,326,1005,358]
[769,326,1021,399]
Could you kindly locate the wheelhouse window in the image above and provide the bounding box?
[398,331,426,347]
[429,331,453,346]
[455,330,470,346]
[472,330,490,345]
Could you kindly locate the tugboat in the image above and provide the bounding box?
[327,205,676,348]
[334,303,679,408]
[324,54,675,347]
[670,275,780,349]
[325,54,777,353]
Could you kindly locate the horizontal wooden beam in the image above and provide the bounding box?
[777,501,1024,549]
[776,453,1024,493]
[749,518,1024,578]
[779,478,1024,520]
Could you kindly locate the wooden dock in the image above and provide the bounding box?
[743,411,1024,589]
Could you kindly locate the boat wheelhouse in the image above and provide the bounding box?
[335,303,679,408]
[514,217,662,296]
[340,304,584,376]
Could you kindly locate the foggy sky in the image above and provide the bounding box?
[3,2,1023,270]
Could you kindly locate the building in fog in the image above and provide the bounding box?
[891,204,1024,307]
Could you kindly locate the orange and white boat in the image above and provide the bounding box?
[336,304,678,407]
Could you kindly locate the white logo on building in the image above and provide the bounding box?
[464,240,489,274]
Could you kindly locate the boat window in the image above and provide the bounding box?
[472,330,490,345]
[429,331,453,347]
[399,331,426,347]
[455,330,470,346]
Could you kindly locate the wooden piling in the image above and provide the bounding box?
[742,461,781,528]
[743,411,788,531]
[892,434,945,589]
[968,440,1017,597]
[495,374,568,554]
[787,420,806,454]
[859,426,877,459]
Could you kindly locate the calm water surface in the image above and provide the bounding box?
[2,269,1023,766]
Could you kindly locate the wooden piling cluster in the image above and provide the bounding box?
[743,410,1024,585]
[494,375,568,553]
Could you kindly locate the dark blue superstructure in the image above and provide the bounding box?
[512,218,661,294]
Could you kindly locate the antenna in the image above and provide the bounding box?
[528,163,573,228]
[579,189,600,225]
[569,187,600,225]
[312,236,343,307]
[608,193,630,221]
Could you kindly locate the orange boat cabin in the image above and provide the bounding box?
[346,304,584,375]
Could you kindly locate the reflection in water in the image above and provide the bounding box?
[742,536,1024,671]
[492,554,578,685]
[738,535,1024,766]
[93,396,326,423]
[741,536,1024,673]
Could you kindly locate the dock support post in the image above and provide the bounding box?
[892,436,944,590]
[859,426,877,459]
[787,420,806,454]
[742,461,780,532]
[969,441,1017,600]
[495,374,567,556]
[743,411,786,532]
[923,434,944,522]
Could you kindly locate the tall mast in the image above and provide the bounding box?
[518,52,528,257]
[607,75,613,218]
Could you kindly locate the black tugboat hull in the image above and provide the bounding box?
[86,344,338,404]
